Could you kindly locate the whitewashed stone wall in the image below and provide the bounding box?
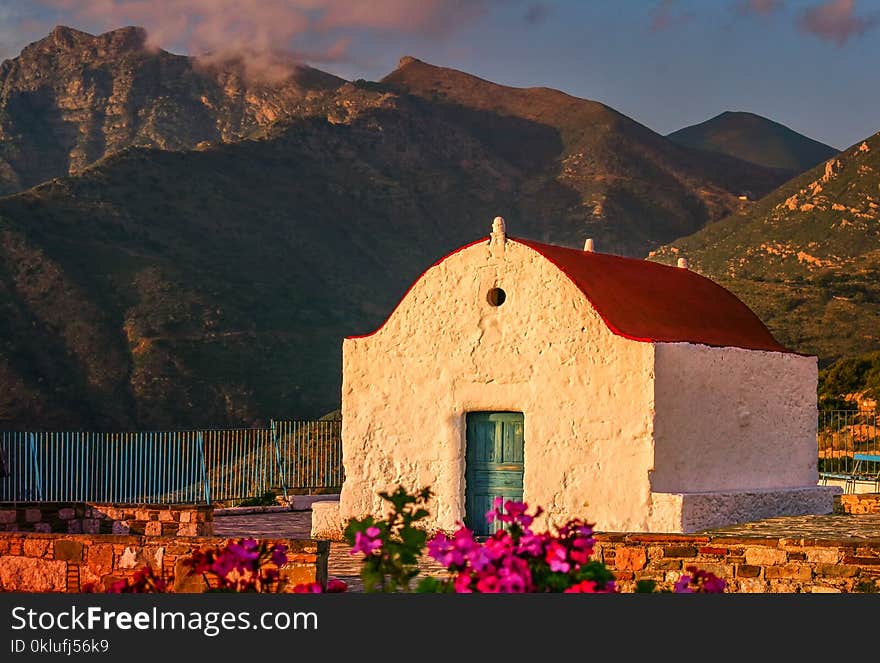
[651,343,819,493]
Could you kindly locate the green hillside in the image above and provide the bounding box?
[651,132,880,365]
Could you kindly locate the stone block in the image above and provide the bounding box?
[804,548,840,564]
[764,564,812,581]
[67,520,82,534]
[179,511,192,523]
[87,544,115,576]
[143,547,165,572]
[53,540,84,562]
[651,559,682,571]
[82,519,101,534]
[663,546,698,558]
[744,547,787,566]
[177,523,199,537]
[158,510,174,522]
[112,521,131,535]
[25,508,43,523]
[0,556,67,592]
[58,508,76,520]
[310,501,343,540]
[33,523,52,533]
[736,578,768,593]
[23,539,51,557]
[614,547,647,571]
[144,521,162,536]
[810,586,842,593]
[817,564,859,578]
[118,547,140,569]
[0,510,17,524]
[736,565,762,578]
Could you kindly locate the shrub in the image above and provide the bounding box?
[343,486,726,594]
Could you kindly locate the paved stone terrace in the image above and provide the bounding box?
[213,510,880,591]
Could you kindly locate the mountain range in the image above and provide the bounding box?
[0,25,861,428]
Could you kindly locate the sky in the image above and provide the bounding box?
[0,0,878,149]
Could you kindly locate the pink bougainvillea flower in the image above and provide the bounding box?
[476,573,500,593]
[350,528,383,556]
[545,540,570,573]
[517,532,546,556]
[270,543,288,568]
[292,582,324,593]
[564,580,598,593]
[326,578,348,593]
[427,531,466,568]
[674,573,694,593]
[454,572,474,593]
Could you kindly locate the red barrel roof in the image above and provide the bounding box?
[514,237,790,353]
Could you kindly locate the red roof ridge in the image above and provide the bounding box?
[511,236,794,354]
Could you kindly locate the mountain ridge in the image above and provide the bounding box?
[667,111,838,174]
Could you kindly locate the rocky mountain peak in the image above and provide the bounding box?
[25,25,149,58]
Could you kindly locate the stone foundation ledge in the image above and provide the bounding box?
[594,530,880,593]
[0,532,328,593]
[650,485,841,533]
[0,502,213,536]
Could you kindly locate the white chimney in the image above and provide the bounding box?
[584,238,595,252]
[491,216,507,245]
[677,257,690,269]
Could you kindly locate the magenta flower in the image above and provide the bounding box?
[564,580,598,593]
[517,532,546,556]
[454,572,473,593]
[270,544,288,568]
[350,526,383,556]
[545,541,570,573]
[476,574,500,593]
[675,566,726,593]
[674,573,694,593]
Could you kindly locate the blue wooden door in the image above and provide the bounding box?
[465,412,524,536]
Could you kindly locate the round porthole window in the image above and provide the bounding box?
[487,287,506,306]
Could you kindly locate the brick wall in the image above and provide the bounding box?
[595,533,880,593]
[0,503,213,536]
[0,532,328,593]
[836,493,880,515]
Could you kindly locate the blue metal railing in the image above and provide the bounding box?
[818,410,879,480]
[0,420,342,504]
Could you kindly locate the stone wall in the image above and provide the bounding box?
[0,503,213,536]
[595,532,880,593]
[0,532,328,593]
[836,493,880,515]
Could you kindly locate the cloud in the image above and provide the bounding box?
[649,0,693,32]
[735,0,785,16]
[798,0,879,45]
[523,3,551,25]
[32,0,498,76]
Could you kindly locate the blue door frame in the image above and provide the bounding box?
[465,412,525,535]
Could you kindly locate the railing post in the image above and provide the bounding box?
[28,433,43,501]
[271,420,289,505]
[196,432,211,505]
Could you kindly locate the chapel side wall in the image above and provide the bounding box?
[651,343,818,492]
[338,239,657,533]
